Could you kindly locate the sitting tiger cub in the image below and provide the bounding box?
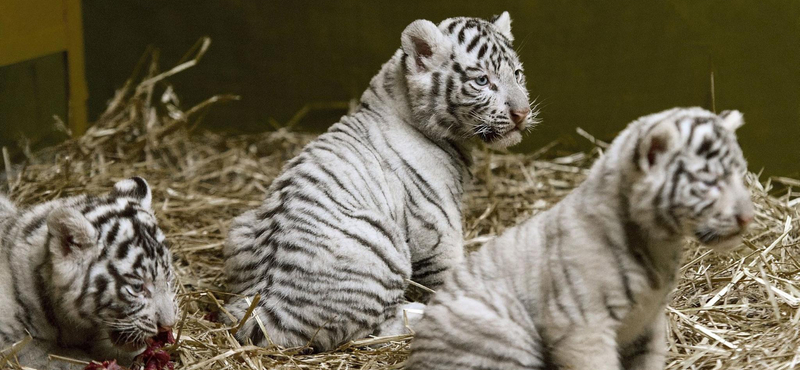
[0,177,177,370]
[223,12,536,351]
[406,107,754,370]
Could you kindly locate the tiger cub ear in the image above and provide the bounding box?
[112,176,152,209]
[637,121,680,171]
[47,208,97,256]
[491,11,514,41]
[718,110,744,132]
[401,19,452,72]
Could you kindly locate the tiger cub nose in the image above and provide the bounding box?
[510,108,531,125]
[736,213,753,228]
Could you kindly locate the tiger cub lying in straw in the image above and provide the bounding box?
[223,11,536,351]
[0,178,177,370]
[406,107,754,370]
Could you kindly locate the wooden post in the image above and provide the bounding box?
[63,0,89,136]
[0,0,88,137]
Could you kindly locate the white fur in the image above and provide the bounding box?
[408,107,754,369]
[719,110,744,132]
[401,20,453,72]
[492,11,514,40]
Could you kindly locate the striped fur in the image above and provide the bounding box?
[407,107,754,370]
[0,178,177,369]
[223,12,535,351]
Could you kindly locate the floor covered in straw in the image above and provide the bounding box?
[2,43,800,370]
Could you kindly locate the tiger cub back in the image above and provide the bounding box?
[407,107,753,370]
[0,177,177,369]
[223,11,537,351]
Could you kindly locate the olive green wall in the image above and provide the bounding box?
[78,1,800,177]
[0,52,69,154]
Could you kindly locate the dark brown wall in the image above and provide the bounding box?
[77,1,800,177]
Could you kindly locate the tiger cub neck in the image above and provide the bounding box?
[355,50,473,167]
[579,151,686,290]
[357,51,414,122]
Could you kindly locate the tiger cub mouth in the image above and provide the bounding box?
[695,229,744,251]
[479,127,524,148]
[108,329,152,353]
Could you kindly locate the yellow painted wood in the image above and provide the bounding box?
[0,0,88,136]
[0,0,67,67]
[64,0,88,136]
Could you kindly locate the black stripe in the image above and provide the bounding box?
[466,34,481,52]
[477,43,488,59]
[22,214,47,238]
[115,236,134,260]
[429,71,441,110]
[75,260,97,317]
[35,235,61,340]
[447,19,460,34]
[383,141,455,228]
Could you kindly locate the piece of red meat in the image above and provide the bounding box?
[84,360,127,370]
[83,330,176,370]
[135,330,176,370]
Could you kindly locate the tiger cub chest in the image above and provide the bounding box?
[382,134,466,252]
[616,282,672,347]
[397,162,464,252]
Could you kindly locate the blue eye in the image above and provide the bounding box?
[475,75,489,86]
[130,282,144,293]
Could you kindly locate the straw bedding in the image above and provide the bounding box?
[2,41,799,370]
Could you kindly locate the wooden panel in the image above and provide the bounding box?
[0,0,88,136]
[64,0,88,135]
[0,0,67,67]
[0,53,69,156]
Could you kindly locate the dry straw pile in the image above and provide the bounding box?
[2,40,799,370]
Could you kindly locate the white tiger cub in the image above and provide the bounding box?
[406,107,754,370]
[0,178,177,369]
[223,12,536,351]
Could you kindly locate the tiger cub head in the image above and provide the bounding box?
[630,107,754,251]
[46,177,176,354]
[400,11,536,148]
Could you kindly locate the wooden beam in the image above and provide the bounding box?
[63,0,88,136]
[0,0,67,67]
[0,0,88,136]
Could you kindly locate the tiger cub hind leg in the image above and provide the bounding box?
[375,302,426,337]
[224,210,413,352]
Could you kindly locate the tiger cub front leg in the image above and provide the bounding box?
[410,235,464,300]
[552,322,621,370]
[621,313,667,370]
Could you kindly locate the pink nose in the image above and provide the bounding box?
[736,213,753,228]
[510,108,530,125]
